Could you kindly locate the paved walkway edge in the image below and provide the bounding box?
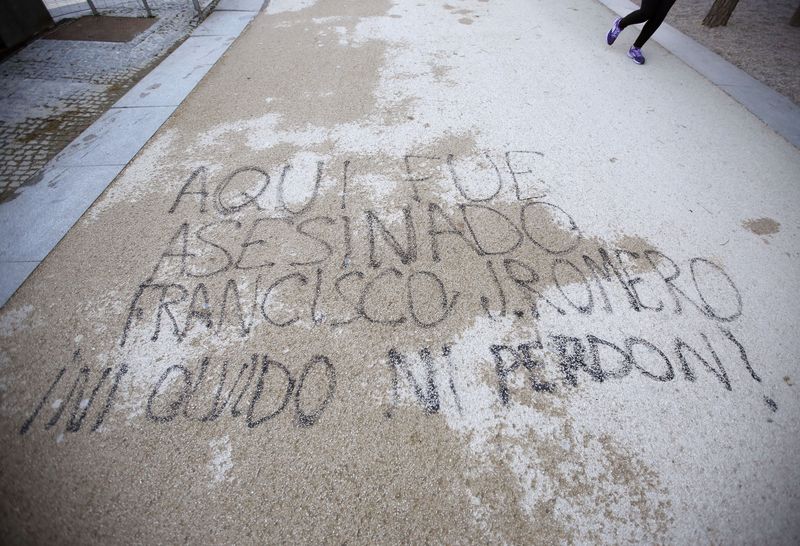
[0,0,265,308]
[597,0,800,149]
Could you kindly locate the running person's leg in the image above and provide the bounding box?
[633,0,676,48]
[607,0,658,45]
[619,0,658,29]
[607,0,676,64]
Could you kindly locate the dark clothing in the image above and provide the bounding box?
[620,0,677,48]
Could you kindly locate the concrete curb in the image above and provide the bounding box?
[596,0,800,149]
[0,1,265,308]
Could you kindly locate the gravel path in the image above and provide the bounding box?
[3,1,800,543]
[629,0,800,105]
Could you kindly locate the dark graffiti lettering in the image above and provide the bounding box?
[152,284,189,342]
[721,328,761,382]
[587,335,632,380]
[366,207,417,268]
[626,337,674,382]
[387,347,440,415]
[246,357,294,428]
[146,222,194,282]
[147,364,193,423]
[504,150,546,201]
[261,273,308,327]
[404,154,440,203]
[491,341,555,406]
[461,203,523,255]
[690,258,743,322]
[292,216,335,266]
[583,248,641,313]
[446,153,503,202]
[406,270,459,328]
[359,267,406,325]
[189,220,241,278]
[676,334,731,390]
[503,257,566,318]
[169,166,209,214]
[481,259,507,319]
[552,258,593,314]
[520,201,581,255]
[277,161,322,215]
[427,202,479,262]
[644,249,702,316]
[216,166,270,215]
[549,335,604,386]
[329,270,365,327]
[294,355,337,427]
[19,367,66,435]
[234,217,290,270]
[614,249,664,311]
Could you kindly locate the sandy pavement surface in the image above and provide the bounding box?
[1,0,799,543]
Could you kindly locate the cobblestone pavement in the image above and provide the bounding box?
[0,6,203,200]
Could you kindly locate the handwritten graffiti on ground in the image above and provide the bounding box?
[17,149,769,437]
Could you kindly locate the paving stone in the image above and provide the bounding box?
[191,10,255,37]
[0,165,124,262]
[0,6,202,198]
[216,0,264,11]
[115,35,236,107]
[0,261,39,306]
[50,106,175,167]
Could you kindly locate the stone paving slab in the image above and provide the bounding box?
[0,5,259,309]
[0,261,39,308]
[50,106,177,167]
[216,0,265,12]
[115,35,237,108]
[0,165,124,262]
[191,10,258,36]
[718,83,800,147]
[0,6,204,197]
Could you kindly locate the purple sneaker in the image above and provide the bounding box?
[628,46,645,65]
[606,17,622,45]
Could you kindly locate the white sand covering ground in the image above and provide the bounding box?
[1,0,799,543]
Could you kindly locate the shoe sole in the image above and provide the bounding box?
[628,52,645,65]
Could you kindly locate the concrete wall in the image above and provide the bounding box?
[0,0,53,50]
